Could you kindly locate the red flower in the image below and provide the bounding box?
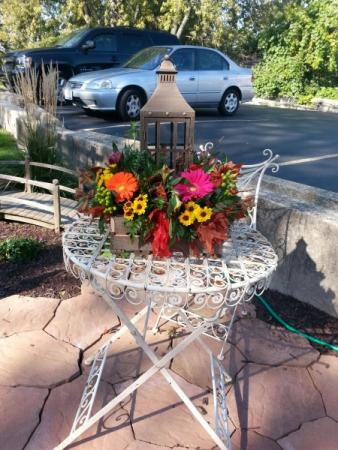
[154,182,167,200]
[151,211,172,257]
[210,170,222,188]
[88,206,105,217]
[221,161,242,176]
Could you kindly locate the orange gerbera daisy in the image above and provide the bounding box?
[106,172,138,202]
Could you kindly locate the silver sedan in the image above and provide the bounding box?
[63,45,254,120]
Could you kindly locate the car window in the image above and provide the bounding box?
[124,47,171,70]
[93,34,117,52]
[56,28,89,48]
[119,32,152,53]
[171,49,194,71]
[150,32,179,45]
[196,49,228,70]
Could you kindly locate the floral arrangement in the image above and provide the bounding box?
[77,144,251,257]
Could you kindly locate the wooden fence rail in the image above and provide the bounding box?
[0,158,78,232]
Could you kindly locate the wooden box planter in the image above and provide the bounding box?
[110,216,151,253]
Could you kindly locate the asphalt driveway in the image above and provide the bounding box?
[58,104,338,193]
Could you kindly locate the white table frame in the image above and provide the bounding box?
[56,215,278,450]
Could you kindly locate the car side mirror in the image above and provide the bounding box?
[81,40,95,51]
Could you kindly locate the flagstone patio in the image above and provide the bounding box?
[1,282,338,450]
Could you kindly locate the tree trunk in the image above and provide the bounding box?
[176,5,192,39]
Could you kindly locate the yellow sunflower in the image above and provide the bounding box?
[123,201,133,212]
[124,208,134,221]
[179,210,195,226]
[196,206,212,223]
[132,194,148,215]
[96,165,118,187]
[135,193,148,202]
[184,201,201,217]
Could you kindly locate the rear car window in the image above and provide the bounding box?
[196,49,229,70]
[93,33,117,51]
[119,32,152,53]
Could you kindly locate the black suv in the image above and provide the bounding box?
[0,27,179,94]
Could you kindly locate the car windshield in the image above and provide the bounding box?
[55,29,89,48]
[123,47,172,70]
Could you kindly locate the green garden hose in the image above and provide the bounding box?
[255,294,338,353]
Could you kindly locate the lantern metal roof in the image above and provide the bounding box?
[140,55,195,118]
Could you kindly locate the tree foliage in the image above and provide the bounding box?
[0,0,337,100]
[254,0,338,100]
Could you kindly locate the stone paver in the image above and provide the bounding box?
[45,286,120,350]
[231,429,281,450]
[278,417,338,450]
[309,354,338,421]
[0,385,48,450]
[116,371,222,449]
[1,289,337,450]
[227,363,325,440]
[0,295,59,337]
[25,375,134,450]
[0,330,80,387]
[171,334,245,389]
[230,318,319,366]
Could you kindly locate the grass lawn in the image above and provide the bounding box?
[0,128,25,176]
[0,129,24,160]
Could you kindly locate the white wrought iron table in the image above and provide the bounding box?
[56,215,278,450]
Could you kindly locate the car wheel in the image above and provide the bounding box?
[219,89,240,116]
[118,89,144,121]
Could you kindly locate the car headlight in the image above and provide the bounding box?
[16,55,33,69]
[90,79,113,89]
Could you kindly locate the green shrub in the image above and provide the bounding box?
[315,87,338,100]
[0,237,42,263]
[253,54,309,100]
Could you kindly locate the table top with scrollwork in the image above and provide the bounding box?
[63,217,277,302]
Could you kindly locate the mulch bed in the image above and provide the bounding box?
[1,220,338,355]
[0,220,81,300]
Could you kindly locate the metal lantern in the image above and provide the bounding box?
[140,55,195,172]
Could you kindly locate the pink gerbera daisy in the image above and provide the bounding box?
[175,168,214,202]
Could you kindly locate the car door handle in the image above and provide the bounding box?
[223,76,228,80]
[189,77,196,81]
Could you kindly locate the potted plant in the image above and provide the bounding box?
[76,144,252,258]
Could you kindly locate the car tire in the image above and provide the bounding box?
[117,88,145,121]
[218,88,240,116]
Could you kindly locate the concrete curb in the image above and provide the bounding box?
[248,97,338,113]
[1,92,337,317]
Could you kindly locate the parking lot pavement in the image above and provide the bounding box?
[58,104,338,193]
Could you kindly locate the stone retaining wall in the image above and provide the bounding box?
[1,91,337,317]
[259,176,338,317]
